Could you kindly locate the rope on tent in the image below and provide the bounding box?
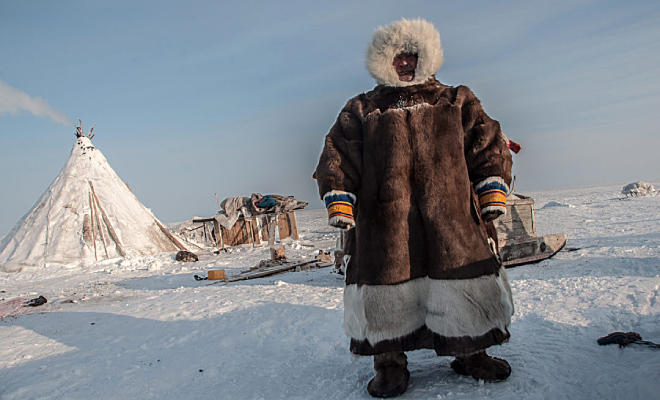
[153,219,188,251]
[597,332,660,349]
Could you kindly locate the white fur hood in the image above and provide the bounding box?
[366,18,444,87]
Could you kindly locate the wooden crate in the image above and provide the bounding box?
[212,212,300,249]
[493,194,566,268]
[494,194,535,246]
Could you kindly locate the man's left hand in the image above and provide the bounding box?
[482,210,504,222]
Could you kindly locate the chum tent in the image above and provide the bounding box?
[0,122,186,272]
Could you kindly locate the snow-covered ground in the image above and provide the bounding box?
[1,182,659,400]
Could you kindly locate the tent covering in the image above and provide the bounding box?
[0,131,182,272]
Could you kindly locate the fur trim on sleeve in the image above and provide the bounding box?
[323,190,357,204]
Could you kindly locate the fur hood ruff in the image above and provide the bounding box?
[366,18,444,87]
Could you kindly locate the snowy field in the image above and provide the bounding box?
[1,182,659,400]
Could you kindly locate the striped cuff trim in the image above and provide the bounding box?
[475,176,509,194]
[324,190,356,228]
[475,177,508,215]
[323,190,357,204]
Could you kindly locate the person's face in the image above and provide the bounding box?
[392,53,418,82]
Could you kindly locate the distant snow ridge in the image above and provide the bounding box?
[541,201,575,209]
[621,181,656,197]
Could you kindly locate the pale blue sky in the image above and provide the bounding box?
[1,0,659,235]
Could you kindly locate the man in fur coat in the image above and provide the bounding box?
[314,18,514,397]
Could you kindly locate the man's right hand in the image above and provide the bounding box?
[329,218,354,229]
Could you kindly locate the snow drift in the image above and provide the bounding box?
[1,183,659,399]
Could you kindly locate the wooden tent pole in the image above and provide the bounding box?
[89,181,127,257]
[89,191,98,261]
[153,219,187,251]
[92,193,110,259]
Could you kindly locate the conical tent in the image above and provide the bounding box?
[0,123,185,272]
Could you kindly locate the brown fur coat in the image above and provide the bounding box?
[315,78,514,356]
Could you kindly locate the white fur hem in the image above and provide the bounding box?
[474,176,509,194]
[343,268,513,345]
[322,190,357,204]
[329,215,355,229]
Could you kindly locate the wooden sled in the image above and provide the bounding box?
[207,259,334,285]
[493,194,567,268]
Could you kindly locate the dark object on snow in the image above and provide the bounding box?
[270,246,286,261]
[25,295,47,307]
[597,331,660,349]
[562,241,600,253]
[315,250,333,264]
[193,274,208,281]
[176,250,199,262]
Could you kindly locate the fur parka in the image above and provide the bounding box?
[315,19,514,356]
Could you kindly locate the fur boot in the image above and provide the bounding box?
[367,352,410,398]
[450,351,511,382]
